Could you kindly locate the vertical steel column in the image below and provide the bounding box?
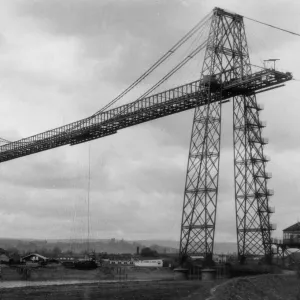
[232,16,274,262]
[179,9,223,261]
[233,94,273,261]
[180,7,274,263]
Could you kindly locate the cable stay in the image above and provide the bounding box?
[109,39,208,121]
[7,18,209,150]
[0,138,11,145]
[86,17,210,124]
[244,16,300,37]
[93,11,212,115]
[61,12,212,135]
[0,7,294,165]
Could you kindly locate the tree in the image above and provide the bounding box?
[52,246,62,258]
[140,247,158,257]
[65,250,73,256]
[6,247,19,257]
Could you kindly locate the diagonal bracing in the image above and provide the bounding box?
[180,7,276,263]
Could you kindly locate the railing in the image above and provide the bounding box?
[283,238,300,245]
[272,237,300,245]
[268,206,275,213]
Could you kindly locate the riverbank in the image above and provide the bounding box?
[0,264,176,281]
[0,280,223,300]
[1,273,297,299]
[208,274,300,300]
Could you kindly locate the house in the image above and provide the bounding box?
[213,254,227,264]
[0,248,9,263]
[0,253,9,263]
[190,256,205,260]
[9,253,21,265]
[21,253,48,263]
[283,222,300,245]
[57,253,84,262]
[134,259,163,267]
[109,260,134,266]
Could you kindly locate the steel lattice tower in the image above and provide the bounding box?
[179,7,274,263]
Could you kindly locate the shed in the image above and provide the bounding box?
[283,222,300,242]
[0,248,7,255]
[21,253,48,263]
[58,254,83,261]
[0,253,9,263]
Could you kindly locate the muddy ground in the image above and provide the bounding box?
[0,280,221,300]
[0,272,299,299]
[209,274,300,300]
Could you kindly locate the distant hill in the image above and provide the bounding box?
[0,238,143,255]
[0,238,237,255]
[132,240,179,249]
[133,240,237,254]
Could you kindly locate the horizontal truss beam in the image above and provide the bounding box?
[0,69,292,163]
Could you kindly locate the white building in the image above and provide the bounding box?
[134,259,163,267]
[213,254,227,264]
[0,254,9,263]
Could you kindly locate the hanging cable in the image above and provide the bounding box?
[244,16,300,37]
[87,143,91,254]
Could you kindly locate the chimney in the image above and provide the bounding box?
[136,246,139,255]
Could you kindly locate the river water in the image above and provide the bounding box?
[0,278,152,289]
[0,279,199,300]
[0,279,99,289]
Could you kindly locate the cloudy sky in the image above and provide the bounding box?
[0,0,299,245]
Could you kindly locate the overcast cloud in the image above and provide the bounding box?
[0,0,299,244]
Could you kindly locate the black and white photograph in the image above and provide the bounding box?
[0,0,299,299]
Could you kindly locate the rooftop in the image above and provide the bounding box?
[21,253,48,260]
[283,222,300,232]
